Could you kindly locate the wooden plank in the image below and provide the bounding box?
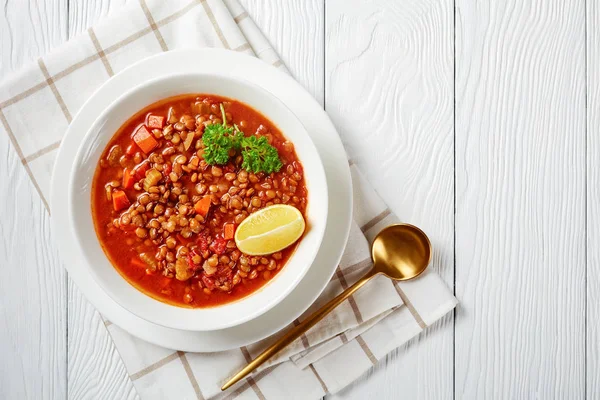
[240,0,325,107]
[587,0,600,396]
[66,1,137,399]
[325,1,455,399]
[455,0,586,397]
[0,1,68,399]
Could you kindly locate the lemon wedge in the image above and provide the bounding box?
[234,204,306,255]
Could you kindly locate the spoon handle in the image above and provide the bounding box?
[221,268,379,391]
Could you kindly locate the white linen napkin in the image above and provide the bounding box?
[0,0,458,398]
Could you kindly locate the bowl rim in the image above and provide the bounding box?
[67,71,328,331]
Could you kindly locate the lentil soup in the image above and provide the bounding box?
[91,94,308,308]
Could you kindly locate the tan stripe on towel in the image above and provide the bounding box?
[103,320,113,327]
[199,0,230,49]
[272,59,283,68]
[130,352,179,380]
[233,42,251,52]
[238,347,265,399]
[394,282,427,329]
[88,28,114,76]
[293,318,310,348]
[361,208,391,233]
[178,352,204,399]
[0,81,49,109]
[23,140,61,164]
[234,11,248,23]
[140,0,169,51]
[0,109,50,212]
[356,335,377,365]
[308,364,329,394]
[334,258,372,282]
[222,366,275,400]
[335,267,363,324]
[339,332,349,344]
[0,1,199,109]
[38,59,72,123]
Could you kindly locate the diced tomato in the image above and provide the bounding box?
[201,275,215,291]
[223,223,235,240]
[223,164,236,173]
[194,196,212,216]
[122,168,135,189]
[125,142,138,156]
[163,163,172,176]
[132,125,158,154]
[134,161,150,180]
[209,238,227,255]
[147,115,165,129]
[112,190,130,211]
[197,231,210,251]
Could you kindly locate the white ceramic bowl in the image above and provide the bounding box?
[68,73,328,331]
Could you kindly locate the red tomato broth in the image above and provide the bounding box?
[91,94,308,308]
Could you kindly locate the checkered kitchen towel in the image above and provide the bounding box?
[0,0,458,398]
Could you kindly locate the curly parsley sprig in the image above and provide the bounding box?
[201,104,283,174]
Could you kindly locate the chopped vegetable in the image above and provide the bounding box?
[202,259,218,276]
[106,145,123,167]
[140,252,157,268]
[130,257,147,268]
[134,161,150,180]
[122,168,135,189]
[125,143,137,156]
[194,196,212,216]
[183,131,195,151]
[223,223,235,240]
[133,125,158,154]
[239,135,283,174]
[209,238,227,255]
[175,258,194,281]
[112,190,130,211]
[147,115,165,129]
[143,169,162,191]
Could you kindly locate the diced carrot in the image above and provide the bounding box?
[147,115,165,129]
[122,168,135,189]
[112,190,130,211]
[194,196,212,216]
[132,125,158,154]
[134,161,150,180]
[125,142,138,156]
[223,223,235,240]
[130,257,146,268]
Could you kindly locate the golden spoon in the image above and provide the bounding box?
[221,223,431,391]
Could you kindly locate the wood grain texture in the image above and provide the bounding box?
[325,1,455,399]
[455,0,586,398]
[0,1,68,399]
[587,0,599,396]
[239,0,325,107]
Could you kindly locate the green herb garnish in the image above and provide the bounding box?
[201,104,282,174]
[201,123,240,165]
[239,135,283,174]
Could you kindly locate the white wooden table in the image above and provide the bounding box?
[1,0,597,398]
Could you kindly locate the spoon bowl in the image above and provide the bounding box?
[372,224,431,281]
